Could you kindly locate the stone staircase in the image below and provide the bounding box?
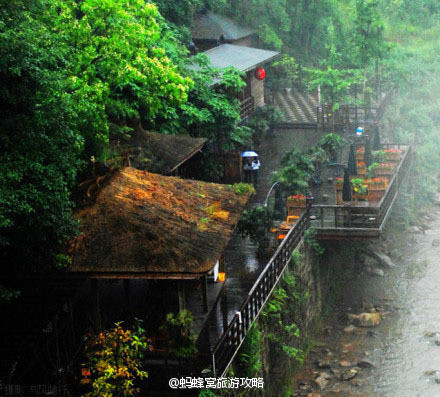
[272,88,318,128]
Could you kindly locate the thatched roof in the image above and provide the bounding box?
[113,123,207,175]
[192,11,256,42]
[68,168,251,276]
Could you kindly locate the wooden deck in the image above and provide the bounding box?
[311,143,413,239]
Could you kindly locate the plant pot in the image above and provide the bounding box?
[352,193,368,201]
[375,169,393,177]
[385,152,402,161]
[367,188,386,202]
[287,199,307,208]
[357,168,366,176]
[356,153,364,161]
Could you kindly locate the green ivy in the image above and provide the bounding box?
[304,228,325,256]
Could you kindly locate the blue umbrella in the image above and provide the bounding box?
[241,151,258,157]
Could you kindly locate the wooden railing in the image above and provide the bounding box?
[311,144,412,237]
[318,104,378,128]
[211,209,310,377]
[317,88,395,131]
[239,96,255,120]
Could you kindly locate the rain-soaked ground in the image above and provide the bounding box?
[292,202,440,397]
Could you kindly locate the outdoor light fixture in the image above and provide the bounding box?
[255,67,266,80]
[218,272,226,282]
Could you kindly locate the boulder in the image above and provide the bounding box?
[371,267,385,277]
[372,251,397,268]
[358,312,381,327]
[364,255,379,268]
[344,325,358,334]
[357,360,375,368]
[315,359,332,369]
[313,376,328,390]
[340,369,358,381]
[349,312,381,327]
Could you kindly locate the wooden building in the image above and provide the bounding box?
[67,167,251,332]
[196,44,278,119]
[192,10,257,51]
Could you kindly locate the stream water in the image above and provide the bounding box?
[293,205,440,397]
[360,211,440,396]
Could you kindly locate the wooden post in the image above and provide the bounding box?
[178,281,186,311]
[219,253,225,273]
[202,275,208,313]
[91,279,101,329]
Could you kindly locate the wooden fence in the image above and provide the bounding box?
[211,208,310,377]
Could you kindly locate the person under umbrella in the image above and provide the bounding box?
[251,156,261,186]
[243,158,252,183]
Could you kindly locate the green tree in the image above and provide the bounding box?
[0,0,84,270]
[81,321,149,396]
[0,0,193,274]
[55,0,193,158]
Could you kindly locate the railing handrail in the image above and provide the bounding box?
[378,144,411,208]
[211,208,310,375]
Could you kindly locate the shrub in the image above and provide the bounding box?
[160,310,197,359]
[81,320,149,396]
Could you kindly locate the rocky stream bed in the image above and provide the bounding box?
[291,198,440,397]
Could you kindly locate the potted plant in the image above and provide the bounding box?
[357,161,367,176]
[366,162,379,178]
[373,150,387,163]
[287,194,307,217]
[375,162,394,177]
[351,178,368,200]
[356,147,364,161]
[366,178,387,201]
[384,148,403,161]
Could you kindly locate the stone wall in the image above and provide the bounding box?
[231,238,324,396]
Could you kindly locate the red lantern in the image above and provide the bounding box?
[255,67,266,80]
